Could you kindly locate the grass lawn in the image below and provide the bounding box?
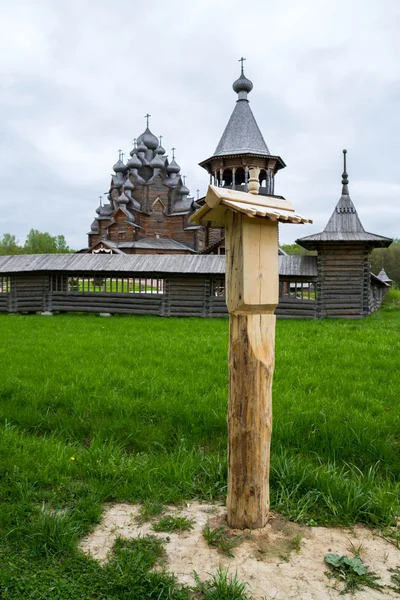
[0,311,399,598]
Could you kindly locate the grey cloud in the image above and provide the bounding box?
[0,0,399,249]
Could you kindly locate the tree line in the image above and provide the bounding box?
[0,231,73,255]
[281,241,400,286]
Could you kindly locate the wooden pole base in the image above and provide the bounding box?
[226,312,275,529]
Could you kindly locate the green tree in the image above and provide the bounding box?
[23,230,72,254]
[55,235,70,252]
[280,243,316,256]
[0,234,22,255]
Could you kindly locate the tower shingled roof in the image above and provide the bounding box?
[297,150,393,249]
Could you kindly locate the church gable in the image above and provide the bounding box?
[151,197,166,212]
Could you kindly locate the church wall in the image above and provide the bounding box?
[88,233,101,247]
[144,178,169,212]
[107,212,136,242]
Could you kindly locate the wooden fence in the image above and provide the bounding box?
[0,272,318,319]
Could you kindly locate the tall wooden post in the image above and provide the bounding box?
[189,170,311,530]
[225,169,279,528]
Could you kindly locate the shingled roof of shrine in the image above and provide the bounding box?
[213,68,270,157]
[199,64,285,170]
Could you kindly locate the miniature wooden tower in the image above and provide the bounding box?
[199,59,286,195]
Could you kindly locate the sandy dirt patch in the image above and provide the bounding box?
[80,502,400,599]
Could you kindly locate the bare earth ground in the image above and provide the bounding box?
[80,502,400,599]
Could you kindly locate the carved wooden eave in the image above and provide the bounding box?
[190,185,312,228]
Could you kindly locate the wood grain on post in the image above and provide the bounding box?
[225,198,278,529]
[227,312,275,528]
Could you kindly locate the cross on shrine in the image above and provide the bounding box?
[171,147,176,159]
[183,175,186,185]
[238,57,246,71]
[98,195,103,206]
[159,135,163,145]
[121,152,125,162]
[196,189,200,200]
[118,149,122,160]
[144,113,151,128]
[132,138,137,147]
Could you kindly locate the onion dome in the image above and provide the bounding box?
[113,158,127,173]
[123,177,134,192]
[156,136,165,155]
[96,203,112,216]
[167,158,180,174]
[130,139,138,157]
[116,191,129,204]
[127,153,143,169]
[180,176,190,195]
[233,65,253,98]
[142,127,159,150]
[91,220,99,232]
[150,154,165,169]
[180,183,190,195]
[137,140,147,153]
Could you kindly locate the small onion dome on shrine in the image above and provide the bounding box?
[91,220,99,232]
[116,191,129,204]
[127,153,142,169]
[137,140,147,153]
[142,127,159,150]
[150,153,165,169]
[232,65,253,98]
[167,158,180,174]
[123,177,134,192]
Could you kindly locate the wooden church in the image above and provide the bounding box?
[86,117,203,255]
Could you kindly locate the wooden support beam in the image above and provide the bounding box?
[225,208,278,529]
[227,312,275,528]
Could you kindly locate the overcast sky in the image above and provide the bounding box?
[1,0,399,249]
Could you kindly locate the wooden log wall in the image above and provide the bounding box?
[49,292,163,315]
[317,245,371,318]
[0,271,318,319]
